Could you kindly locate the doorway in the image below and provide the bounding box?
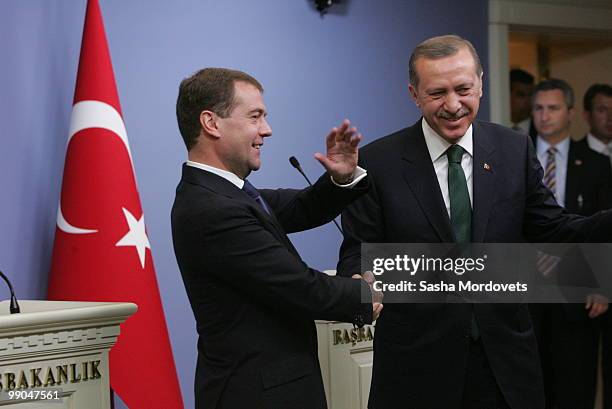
[487,0,612,129]
[508,30,612,138]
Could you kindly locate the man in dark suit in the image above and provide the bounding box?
[582,83,612,409]
[171,67,381,409]
[510,68,537,138]
[529,78,611,409]
[584,83,612,165]
[337,35,612,409]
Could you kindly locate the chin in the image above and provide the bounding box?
[435,120,470,140]
[440,130,466,142]
[539,132,555,139]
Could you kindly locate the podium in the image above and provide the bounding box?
[317,270,375,409]
[316,320,375,409]
[0,300,137,408]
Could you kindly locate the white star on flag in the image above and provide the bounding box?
[116,207,151,268]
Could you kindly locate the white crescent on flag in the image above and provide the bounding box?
[57,100,133,234]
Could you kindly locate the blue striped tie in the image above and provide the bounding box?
[242,180,271,215]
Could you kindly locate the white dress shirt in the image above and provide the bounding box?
[587,133,612,161]
[535,136,570,207]
[422,119,473,218]
[186,161,245,188]
[185,161,367,189]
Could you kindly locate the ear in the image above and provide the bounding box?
[200,110,221,138]
[408,83,419,106]
[478,72,484,97]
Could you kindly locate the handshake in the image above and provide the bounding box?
[353,271,384,321]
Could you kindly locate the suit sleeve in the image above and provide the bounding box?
[596,156,612,211]
[337,159,384,278]
[193,198,373,323]
[260,173,369,234]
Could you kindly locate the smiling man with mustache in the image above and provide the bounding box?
[337,35,612,409]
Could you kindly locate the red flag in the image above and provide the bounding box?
[47,0,184,407]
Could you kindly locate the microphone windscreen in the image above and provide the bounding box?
[289,156,300,169]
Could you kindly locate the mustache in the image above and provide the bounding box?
[437,109,469,121]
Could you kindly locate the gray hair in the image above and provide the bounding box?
[409,35,483,87]
[533,78,574,109]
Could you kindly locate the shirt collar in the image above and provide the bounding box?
[536,136,570,158]
[586,133,612,155]
[421,117,473,162]
[186,160,245,189]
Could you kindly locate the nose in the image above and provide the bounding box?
[260,117,272,137]
[444,92,462,113]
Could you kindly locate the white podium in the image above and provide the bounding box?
[317,270,375,409]
[0,300,137,408]
[316,320,375,409]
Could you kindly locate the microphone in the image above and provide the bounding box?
[0,270,20,314]
[289,156,344,235]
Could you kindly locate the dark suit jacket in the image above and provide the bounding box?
[532,137,612,320]
[530,137,612,217]
[528,117,538,139]
[172,164,372,409]
[337,119,612,409]
[563,139,612,217]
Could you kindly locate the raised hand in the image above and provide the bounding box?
[314,119,363,184]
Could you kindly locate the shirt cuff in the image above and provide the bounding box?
[331,166,367,188]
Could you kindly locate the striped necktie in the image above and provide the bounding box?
[538,147,560,277]
[543,147,557,195]
[242,180,271,215]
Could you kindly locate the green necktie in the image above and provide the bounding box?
[446,145,479,339]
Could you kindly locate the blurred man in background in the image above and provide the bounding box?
[585,83,612,163]
[510,68,537,136]
[583,83,612,409]
[530,78,612,409]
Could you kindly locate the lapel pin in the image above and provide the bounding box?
[575,159,583,166]
[483,163,491,171]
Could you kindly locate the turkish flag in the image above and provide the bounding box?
[47,0,184,407]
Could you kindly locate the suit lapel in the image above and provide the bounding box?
[565,141,580,209]
[471,122,497,242]
[236,188,302,257]
[400,123,455,242]
[181,165,297,253]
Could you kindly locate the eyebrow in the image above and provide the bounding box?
[533,103,562,108]
[247,108,266,115]
[426,83,474,93]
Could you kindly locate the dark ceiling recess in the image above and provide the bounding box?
[315,0,341,16]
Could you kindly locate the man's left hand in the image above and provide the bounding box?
[586,293,609,318]
[314,119,362,184]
